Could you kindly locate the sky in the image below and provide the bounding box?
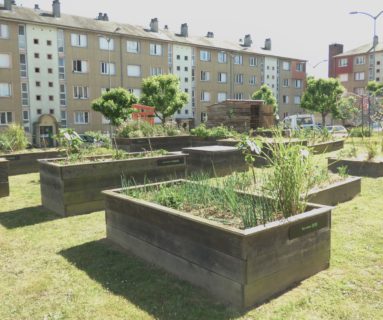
[18,0,383,78]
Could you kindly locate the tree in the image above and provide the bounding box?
[251,84,278,113]
[140,74,188,123]
[300,77,345,126]
[367,81,383,123]
[91,88,138,126]
[336,96,359,126]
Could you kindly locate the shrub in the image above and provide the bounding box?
[0,124,28,152]
[349,127,372,137]
[117,120,186,138]
[191,124,238,138]
[84,131,111,148]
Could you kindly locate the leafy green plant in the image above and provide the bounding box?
[117,120,186,138]
[365,139,378,160]
[190,124,238,139]
[337,165,349,179]
[349,127,371,137]
[54,128,83,159]
[0,124,28,152]
[84,131,111,148]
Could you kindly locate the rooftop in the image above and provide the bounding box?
[335,42,383,57]
[0,4,306,61]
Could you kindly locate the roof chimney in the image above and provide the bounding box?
[263,38,271,50]
[150,18,159,33]
[243,34,252,47]
[96,12,103,20]
[180,23,188,37]
[34,3,40,10]
[164,25,168,30]
[52,0,60,18]
[4,0,13,10]
[206,31,214,38]
[103,13,109,21]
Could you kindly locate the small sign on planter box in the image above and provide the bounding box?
[288,214,328,239]
[157,157,184,166]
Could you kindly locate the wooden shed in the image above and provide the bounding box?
[206,100,275,132]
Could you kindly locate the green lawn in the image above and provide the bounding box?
[0,172,382,319]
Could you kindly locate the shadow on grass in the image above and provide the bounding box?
[0,205,61,229]
[60,239,241,320]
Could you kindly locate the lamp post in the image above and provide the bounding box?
[350,10,383,132]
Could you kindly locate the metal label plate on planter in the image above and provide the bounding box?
[157,157,184,166]
[132,139,149,144]
[288,215,328,239]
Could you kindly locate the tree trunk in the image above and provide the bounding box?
[321,113,326,127]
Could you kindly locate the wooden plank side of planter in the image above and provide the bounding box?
[0,159,9,197]
[106,208,246,283]
[310,140,344,154]
[106,224,244,307]
[105,194,245,259]
[115,136,192,152]
[308,177,361,206]
[328,158,383,178]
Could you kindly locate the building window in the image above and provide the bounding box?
[200,91,210,102]
[355,56,365,65]
[33,39,39,45]
[57,29,64,52]
[36,81,41,87]
[200,50,211,61]
[184,77,189,82]
[176,55,180,60]
[60,111,67,127]
[249,56,257,66]
[200,71,210,81]
[282,95,289,104]
[217,92,227,102]
[0,112,12,125]
[34,53,40,59]
[282,61,291,71]
[339,74,348,82]
[59,58,65,79]
[23,110,29,122]
[21,83,29,106]
[296,63,304,72]
[35,67,40,73]
[20,54,27,77]
[218,72,227,83]
[249,75,257,85]
[176,66,180,71]
[127,40,140,53]
[127,65,141,77]
[0,24,9,39]
[60,84,66,106]
[37,109,42,115]
[73,86,89,99]
[184,66,188,71]
[294,95,301,104]
[354,72,365,81]
[0,53,11,68]
[100,62,116,75]
[48,68,53,74]
[235,74,244,84]
[282,79,289,87]
[150,67,163,76]
[99,37,114,50]
[234,55,243,65]
[47,40,52,46]
[71,33,87,47]
[49,81,54,87]
[74,111,89,124]
[234,92,243,100]
[0,83,11,97]
[218,52,227,63]
[72,60,88,73]
[294,79,302,88]
[18,25,26,49]
[338,58,348,67]
[49,95,54,101]
[150,43,162,56]
[128,88,142,97]
[184,56,188,61]
[36,95,41,101]
[47,54,52,60]
[49,109,54,114]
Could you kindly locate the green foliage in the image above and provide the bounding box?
[91,88,138,126]
[365,139,378,160]
[349,127,371,137]
[336,96,359,123]
[0,124,28,152]
[367,81,383,97]
[140,74,189,123]
[251,84,278,112]
[301,77,345,125]
[291,127,332,144]
[117,120,186,138]
[190,124,238,139]
[54,128,83,158]
[84,131,111,148]
[337,165,349,179]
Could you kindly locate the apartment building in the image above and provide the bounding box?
[0,0,306,145]
[329,42,383,96]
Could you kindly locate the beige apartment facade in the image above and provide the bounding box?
[0,1,306,145]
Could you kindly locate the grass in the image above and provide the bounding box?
[0,173,382,319]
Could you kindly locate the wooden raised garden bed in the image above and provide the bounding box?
[182,145,247,177]
[1,149,62,175]
[39,153,187,216]
[307,176,361,206]
[309,139,345,154]
[0,158,9,197]
[328,157,383,178]
[104,180,332,309]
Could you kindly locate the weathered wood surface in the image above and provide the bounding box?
[328,157,383,178]
[0,159,9,197]
[309,139,345,154]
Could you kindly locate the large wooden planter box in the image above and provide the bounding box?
[307,176,361,206]
[190,136,218,147]
[328,157,383,178]
[309,139,345,154]
[115,136,191,152]
[1,149,62,175]
[182,145,247,177]
[104,181,332,309]
[0,158,9,197]
[39,154,187,216]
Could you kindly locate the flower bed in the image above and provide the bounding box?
[104,180,332,308]
[0,158,9,197]
[39,153,187,216]
[328,157,383,178]
[309,139,345,154]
